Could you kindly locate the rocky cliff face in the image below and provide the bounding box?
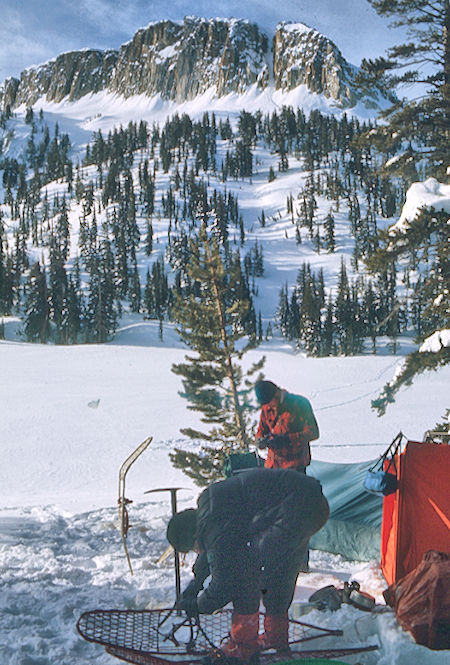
[109,17,268,102]
[273,23,356,105]
[0,50,117,109]
[0,17,365,111]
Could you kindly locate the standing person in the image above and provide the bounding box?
[166,468,329,664]
[254,380,319,474]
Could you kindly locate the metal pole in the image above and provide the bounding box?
[170,488,182,608]
[144,486,187,612]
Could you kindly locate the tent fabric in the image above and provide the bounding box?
[307,459,383,561]
[381,441,450,586]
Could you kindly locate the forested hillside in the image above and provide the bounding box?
[0,104,433,354]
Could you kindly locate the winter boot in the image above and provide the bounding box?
[257,613,289,651]
[221,612,260,664]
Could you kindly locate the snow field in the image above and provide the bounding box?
[1,334,449,663]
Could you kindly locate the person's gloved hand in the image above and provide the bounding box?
[266,434,290,450]
[179,596,199,619]
[257,435,270,450]
[180,579,200,601]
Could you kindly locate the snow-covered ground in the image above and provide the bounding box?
[1,328,449,665]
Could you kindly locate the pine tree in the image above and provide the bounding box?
[143,268,155,319]
[169,221,265,485]
[129,261,141,313]
[355,0,450,179]
[85,233,117,343]
[23,262,50,343]
[145,256,170,320]
[0,211,7,314]
[324,210,336,252]
[48,246,68,342]
[234,140,253,178]
[145,220,153,256]
[56,196,70,261]
[334,258,353,355]
[322,296,335,356]
[299,279,322,355]
[276,283,291,339]
[363,279,379,352]
[371,208,450,412]
[65,261,83,344]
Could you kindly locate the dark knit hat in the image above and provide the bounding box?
[255,380,279,405]
[166,508,197,552]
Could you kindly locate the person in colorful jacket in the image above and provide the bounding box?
[166,468,329,664]
[254,380,319,473]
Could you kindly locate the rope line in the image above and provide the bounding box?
[311,442,390,448]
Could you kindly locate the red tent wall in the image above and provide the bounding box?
[381,441,450,586]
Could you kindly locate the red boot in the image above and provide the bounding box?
[257,613,289,651]
[222,612,260,663]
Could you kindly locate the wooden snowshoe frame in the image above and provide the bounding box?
[105,644,379,665]
[118,437,153,574]
[77,608,378,664]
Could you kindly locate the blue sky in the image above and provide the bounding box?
[2,0,404,82]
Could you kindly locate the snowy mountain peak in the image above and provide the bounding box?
[278,21,317,35]
[0,16,383,112]
[273,22,356,105]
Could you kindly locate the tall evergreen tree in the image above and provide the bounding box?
[65,260,83,344]
[48,246,68,342]
[85,234,117,343]
[23,262,50,343]
[356,0,450,178]
[324,210,336,252]
[0,211,7,314]
[371,207,450,412]
[169,222,265,485]
[334,258,356,355]
[299,279,322,355]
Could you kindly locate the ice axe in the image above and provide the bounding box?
[145,486,189,608]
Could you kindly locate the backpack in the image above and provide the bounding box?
[383,550,450,650]
[224,451,264,477]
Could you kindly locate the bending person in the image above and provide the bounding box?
[166,468,329,664]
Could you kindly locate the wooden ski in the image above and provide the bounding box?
[118,436,153,574]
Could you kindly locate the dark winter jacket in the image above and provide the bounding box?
[191,468,329,614]
[256,392,319,469]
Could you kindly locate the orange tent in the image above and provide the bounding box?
[381,441,450,586]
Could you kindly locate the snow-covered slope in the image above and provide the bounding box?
[1,333,449,664]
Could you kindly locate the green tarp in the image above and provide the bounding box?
[307,459,383,561]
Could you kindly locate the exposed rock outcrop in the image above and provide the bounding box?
[273,22,356,105]
[0,17,370,112]
[0,50,117,109]
[109,17,268,102]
